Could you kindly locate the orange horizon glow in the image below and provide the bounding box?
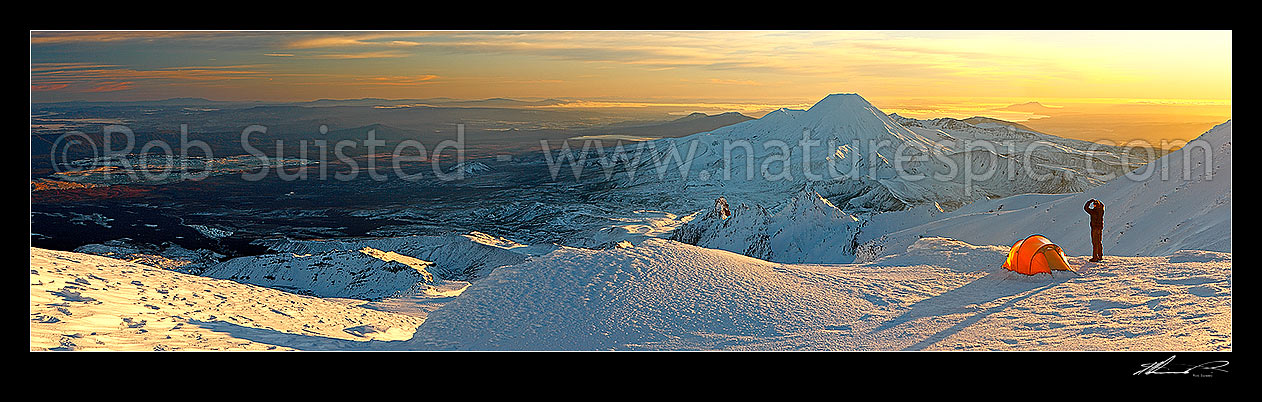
[31,30,1231,143]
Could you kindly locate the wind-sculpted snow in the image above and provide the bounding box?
[407,237,1230,350]
[863,120,1231,259]
[599,93,1158,214]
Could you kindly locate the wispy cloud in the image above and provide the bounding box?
[352,74,440,86]
[29,30,1231,104]
[25,31,1093,84]
[34,64,279,82]
[304,51,411,59]
[30,83,70,91]
[704,78,766,86]
[283,33,434,49]
[30,62,124,73]
[283,33,392,49]
[86,81,134,92]
[30,31,226,44]
[29,62,304,94]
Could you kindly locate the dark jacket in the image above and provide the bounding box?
[1084,200,1104,227]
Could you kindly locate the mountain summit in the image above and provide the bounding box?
[610,92,1160,214]
[806,93,878,113]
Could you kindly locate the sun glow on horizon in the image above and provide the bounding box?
[31,30,1230,143]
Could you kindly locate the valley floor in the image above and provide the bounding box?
[30,237,1231,351]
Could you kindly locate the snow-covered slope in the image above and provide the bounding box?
[669,191,862,263]
[200,247,437,300]
[662,117,1223,264]
[250,232,532,281]
[891,114,1158,193]
[72,240,224,274]
[445,161,493,177]
[189,232,531,301]
[862,120,1232,260]
[606,93,1155,214]
[32,236,1231,351]
[407,237,1231,351]
[30,247,425,351]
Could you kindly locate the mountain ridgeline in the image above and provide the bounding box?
[638,93,1186,263]
[602,93,1161,214]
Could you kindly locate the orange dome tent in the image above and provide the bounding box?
[1002,234,1076,276]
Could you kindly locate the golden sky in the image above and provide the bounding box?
[30,30,1231,143]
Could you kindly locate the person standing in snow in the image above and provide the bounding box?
[1084,199,1105,262]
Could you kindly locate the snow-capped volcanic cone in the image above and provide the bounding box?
[606,93,1156,214]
